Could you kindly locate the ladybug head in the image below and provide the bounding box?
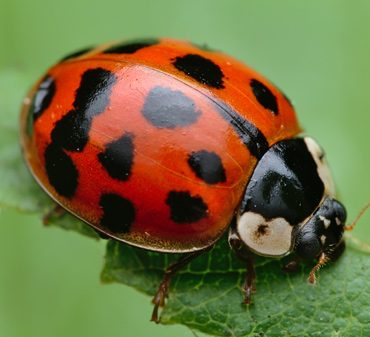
[294,197,346,260]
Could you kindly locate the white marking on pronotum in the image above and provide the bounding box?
[237,212,293,257]
[320,235,326,245]
[304,137,335,197]
[319,215,331,229]
[335,217,341,225]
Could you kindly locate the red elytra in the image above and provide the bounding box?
[20,38,300,252]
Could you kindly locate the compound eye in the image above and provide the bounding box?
[295,232,321,259]
[332,199,347,224]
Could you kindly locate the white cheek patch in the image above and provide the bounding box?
[319,215,331,229]
[237,212,293,257]
[304,137,335,196]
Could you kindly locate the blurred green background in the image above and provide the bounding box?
[1,1,369,336]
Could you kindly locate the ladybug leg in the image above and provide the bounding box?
[42,204,65,225]
[229,231,256,305]
[283,257,302,273]
[307,253,328,284]
[151,248,209,323]
[308,240,345,284]
[243,255,256,305]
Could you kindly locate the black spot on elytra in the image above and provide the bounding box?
[166,191,208,224]
[44,142,78,198]
[51,109,90,152]
[99,193,135,233]
[73,68,117,113]
[142,86,201,128]
[51,68,117,152]
[215,102,269,159]
[104,38,159,54]
[188,150,226,184]
[250,79,279,115]
[173,54,225,89]
[59,46,93,62]
[98,133,134,181]
[30,75,56,122]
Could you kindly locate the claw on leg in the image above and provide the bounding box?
[151,274,170,323]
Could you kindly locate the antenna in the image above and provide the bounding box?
[345,203,370,231]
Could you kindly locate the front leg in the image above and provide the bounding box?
[151,248,210,323]
[229,228,256,305]
[243,254,256,304]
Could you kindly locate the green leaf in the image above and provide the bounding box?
[1,67,370,337]
[101,238,370,337]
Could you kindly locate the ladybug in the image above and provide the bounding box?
[20,38,348,322]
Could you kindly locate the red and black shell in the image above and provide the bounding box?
[20,38,301,252]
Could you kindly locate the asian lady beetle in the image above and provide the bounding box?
[20,38,349,322]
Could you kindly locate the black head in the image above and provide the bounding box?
[294,197,347,260]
